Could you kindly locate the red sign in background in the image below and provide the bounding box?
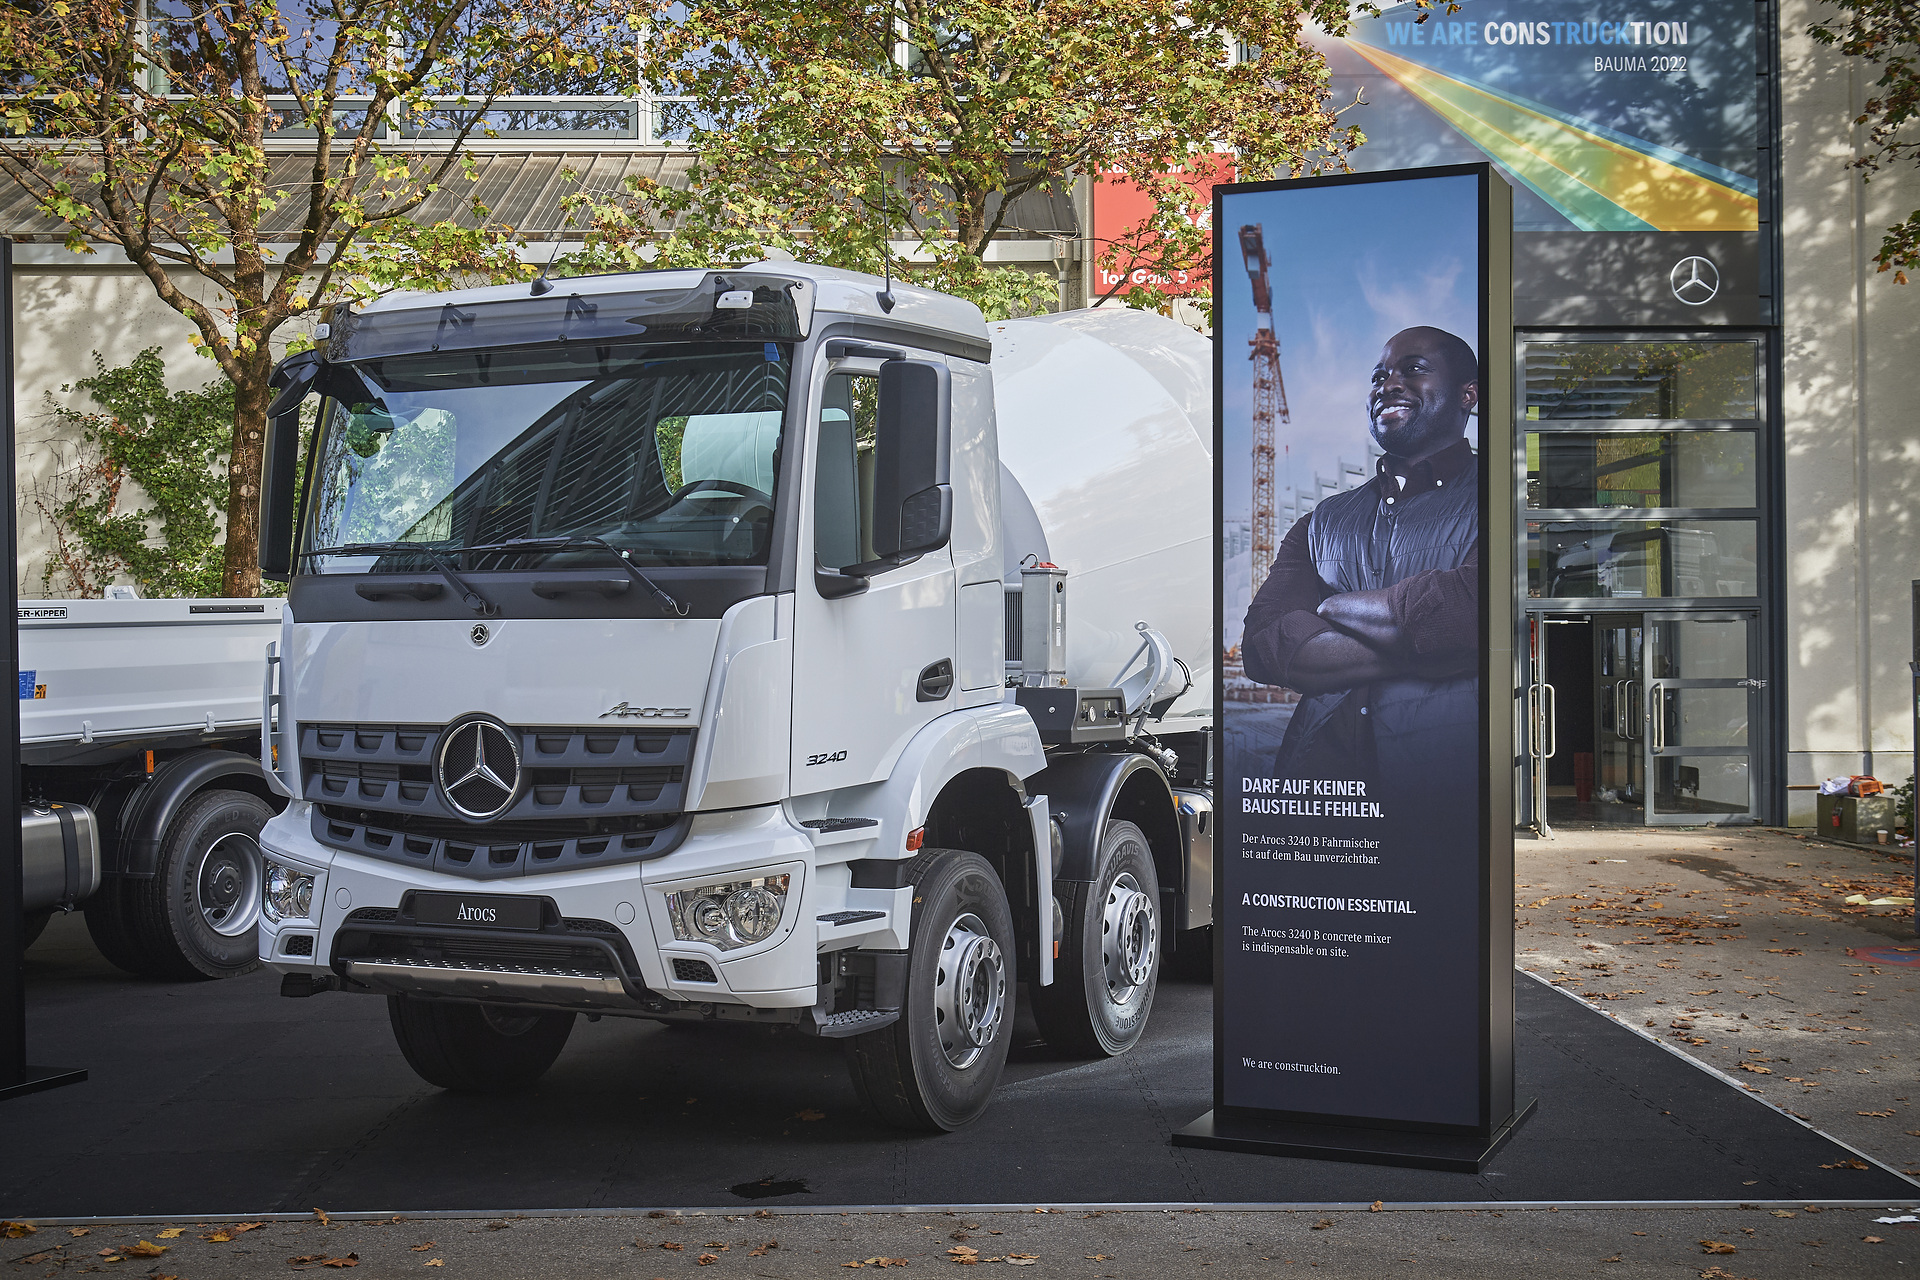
[1089,156,1233,298]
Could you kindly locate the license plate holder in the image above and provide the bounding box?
[408,891,546,931]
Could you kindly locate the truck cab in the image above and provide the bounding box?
[256,263,1212,1129]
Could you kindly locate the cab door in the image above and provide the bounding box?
[789,351,956,794]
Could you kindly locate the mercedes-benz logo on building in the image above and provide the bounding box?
[436,715,521,821]
[1671,255,1720,305]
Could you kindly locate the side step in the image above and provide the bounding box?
[809,1007,901,1038]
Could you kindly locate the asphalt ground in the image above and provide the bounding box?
[3,831,1914,1220]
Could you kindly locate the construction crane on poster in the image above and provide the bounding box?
[1238,224,1290,596]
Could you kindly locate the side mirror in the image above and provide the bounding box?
[258,351,321,581]
[870,359,951,562]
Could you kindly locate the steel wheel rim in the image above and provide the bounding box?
[197,831,262,937]
[1102,871,1157,1006]
[934,911,1005,1069]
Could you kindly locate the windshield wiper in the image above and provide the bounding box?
[302,542,499,617]
[465,536,688,617]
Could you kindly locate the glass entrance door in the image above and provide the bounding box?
[1644,613,1757,824]
[1594,618,1646,822]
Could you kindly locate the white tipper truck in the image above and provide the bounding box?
[18,594,286,977]
[252,264,1213,1130]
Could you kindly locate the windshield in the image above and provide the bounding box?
[303,341,791,573]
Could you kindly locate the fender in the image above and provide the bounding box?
[828,701,1043,876]
[105,748,279,878]
[1026,751,1180,888]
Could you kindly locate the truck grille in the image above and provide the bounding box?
[300,722,693,821]
[333,906,640,978]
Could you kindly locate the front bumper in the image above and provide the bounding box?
[259,801,828,1012]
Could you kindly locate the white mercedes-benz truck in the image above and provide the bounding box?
[254,264,1213,1130]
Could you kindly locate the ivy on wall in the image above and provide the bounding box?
[34,348,232,598]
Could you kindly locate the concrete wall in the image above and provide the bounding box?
[12,260,240,598]
[1779,0,1920,819]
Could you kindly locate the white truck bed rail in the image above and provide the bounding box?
[19,598,283,758]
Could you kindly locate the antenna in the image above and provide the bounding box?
[529,230,563,296]
[876,164,897,313]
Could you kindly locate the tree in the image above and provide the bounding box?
[0,0,643,595]
[1810,0,1920,284]
[566,0,1358,317]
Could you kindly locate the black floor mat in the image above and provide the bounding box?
[2,916,1909,1215]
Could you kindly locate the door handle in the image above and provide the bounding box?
[1648,682,1664,753]
[1542,682,1558,759]
[917,658,954,702]
[1613,680,1630,740]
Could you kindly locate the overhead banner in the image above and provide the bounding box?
[1309,1,1770,325]
[1177,164,1524,1169]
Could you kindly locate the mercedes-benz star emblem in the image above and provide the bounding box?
[436,716,521,821]
[469,623,490,647]
[1671,255,1720,305]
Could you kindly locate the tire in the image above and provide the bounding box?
[22,910,52,950]
[387,995,576,1092]
[125,789,273,981]
[1031,819,1161,1057]
[84,878,151,976]
[845,849,1016,1132]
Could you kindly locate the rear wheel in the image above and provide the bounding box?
[846,849,1015,1131]
[125,789,272,980]
[1032,819,1161,1057]
[387,996,576,1092]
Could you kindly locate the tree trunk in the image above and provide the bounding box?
[956,186,991,257]
[221,369,273,598]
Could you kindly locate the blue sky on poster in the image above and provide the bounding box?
[1221,172,1481,645]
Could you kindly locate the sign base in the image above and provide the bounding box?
[1173,1098,1536,1173]
[0,1066,87,1102]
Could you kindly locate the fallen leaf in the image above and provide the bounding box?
[1772,1211,1796,1218]
[125,1241,169,1258]
[156,1229,185,1240]
[1699,1240,1737,1254]
[697,1254,718,1266]
[68,1229,90,1238]
[1736,1062,1772,1074]
[948,1246,979,1258]
[1858,1111,1894,1117]
[411,1242,436,1251]
[322,1257,360,1269]
[290,1256,329,1265]
[1085,1256,1111,1262]
[1311,1219,1333,1231]
[425,1262,443,1268]
[661,1242,684,1251]
[1368,1200,1383,1212]
[2,1224,36,1239]
[794,1109,827,1121]
[1600,1254,1620,1263]
[1865,1236,1888,1244]
[1819,1159,1870,1170]
[1005,1258,1038,1267]
[204,1232,235,1243]
[313,1209,331,1226]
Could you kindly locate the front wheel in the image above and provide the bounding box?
[845,849,1016,1131]
[1031,819,1161,1057]
[388,996,576,1092]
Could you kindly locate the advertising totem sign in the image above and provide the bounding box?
[1175,165,1526,1170]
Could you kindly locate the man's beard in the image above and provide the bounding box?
[1369,398,1459,459]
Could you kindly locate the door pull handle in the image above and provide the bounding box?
[917,659,955,702]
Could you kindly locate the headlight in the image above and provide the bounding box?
[666,874,789,951]
[263,860,314,924]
